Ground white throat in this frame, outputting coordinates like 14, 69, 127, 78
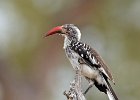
63, 36, 71, 49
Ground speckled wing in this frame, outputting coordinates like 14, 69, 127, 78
70, 41, 114, 83
89, 47, 114, 83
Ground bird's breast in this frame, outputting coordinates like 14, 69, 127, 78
81, 64, 99, 79
65, 47, 81, 69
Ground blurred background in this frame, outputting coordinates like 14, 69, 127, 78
0, 0, 140, 100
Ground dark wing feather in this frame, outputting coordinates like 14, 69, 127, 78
70, 41, 114, 83
89, 47, 114, 82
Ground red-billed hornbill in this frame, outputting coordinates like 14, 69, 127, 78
45, 24, 118, 100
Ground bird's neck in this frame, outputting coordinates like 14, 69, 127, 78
63, 36, 79, 49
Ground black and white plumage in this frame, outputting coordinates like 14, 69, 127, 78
45, 24, 118, 100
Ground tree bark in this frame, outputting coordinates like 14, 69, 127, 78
64, 70, 86, 100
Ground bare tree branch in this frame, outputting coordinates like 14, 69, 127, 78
64, 70, 86, 100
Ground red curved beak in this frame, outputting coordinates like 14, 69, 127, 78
44, 26, 62, 37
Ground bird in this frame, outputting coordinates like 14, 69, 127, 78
45, 24, 118, 100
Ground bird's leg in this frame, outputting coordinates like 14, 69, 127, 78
83, 80, 94, 95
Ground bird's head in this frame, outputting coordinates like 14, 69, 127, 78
45, 24, 81, 41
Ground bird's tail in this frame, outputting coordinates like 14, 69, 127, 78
106, 79, 118, 100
